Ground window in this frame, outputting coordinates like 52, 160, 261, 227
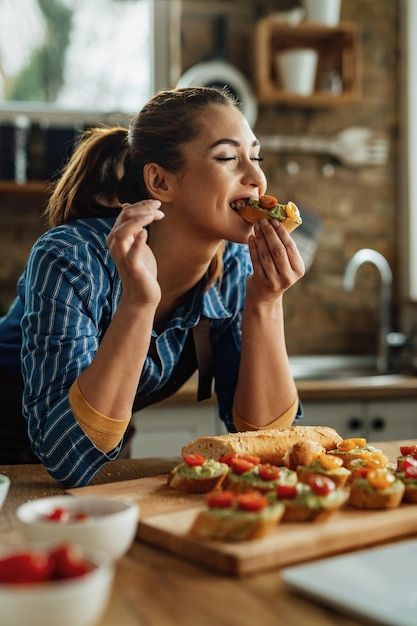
0, 0, 174, 124
401, 0, 417, 302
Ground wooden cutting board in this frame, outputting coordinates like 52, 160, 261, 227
68, 475, 417, 576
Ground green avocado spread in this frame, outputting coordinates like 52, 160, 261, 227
177, 459, 228, 479
228, 465, 297, 490
248, 198, 287, 221
207, 501, 284, 521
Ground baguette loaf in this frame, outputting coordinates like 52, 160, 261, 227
182, 426, 342, 466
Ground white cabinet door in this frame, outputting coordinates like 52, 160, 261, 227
131, 404, 220, 458
300, 401, 366, 439
366, 400, 417, 442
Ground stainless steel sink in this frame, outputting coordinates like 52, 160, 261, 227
289, 355, 401, 381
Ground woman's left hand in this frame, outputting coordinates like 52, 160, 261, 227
246, 219, 305, 303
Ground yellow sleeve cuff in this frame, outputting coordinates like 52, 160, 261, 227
69, 379, 131, 453
232, 397, 299, 432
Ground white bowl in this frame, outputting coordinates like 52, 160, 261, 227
0, 474, 10, 509
0, 545, 114, 626
16, 495, 139, 560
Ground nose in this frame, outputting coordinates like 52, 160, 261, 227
241, 158, 266, 191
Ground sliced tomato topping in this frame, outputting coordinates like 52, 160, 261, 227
218, 453, 237, 467
400, 445, 417, 458
259, 195, 278, 210
258, 464, 280, 481
0, 552, 53, 584
182, 453, 206, 467
404, 465, 417, 479
206, 491, 234, 509
276, 484, 297, 499
236, 492, 268, 512
308, 474, 336, 496
230, 457, 256, 474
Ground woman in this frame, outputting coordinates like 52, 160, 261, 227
0, 87, 304, 486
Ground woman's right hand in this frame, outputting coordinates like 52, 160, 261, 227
107, 200, 165, 308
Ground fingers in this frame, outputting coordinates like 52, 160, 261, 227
269, 220, 305, 276
108, 199, 164, 257
252, 219, 305, 288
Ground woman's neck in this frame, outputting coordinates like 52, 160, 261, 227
148, 220, 219, 323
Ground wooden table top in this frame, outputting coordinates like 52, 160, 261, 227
0, 441, 414, 626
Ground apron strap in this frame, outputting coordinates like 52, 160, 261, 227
192, 316, 214, 401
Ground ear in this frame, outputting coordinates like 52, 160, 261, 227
143, 163, 175, 202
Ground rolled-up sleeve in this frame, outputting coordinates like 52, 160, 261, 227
21, 237, 122, 487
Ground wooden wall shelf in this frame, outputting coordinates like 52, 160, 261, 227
252, 19, 362, 106
0, 181, 50, 194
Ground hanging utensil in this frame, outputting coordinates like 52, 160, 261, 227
259, 127, 389, 167
176, 15, 258, 127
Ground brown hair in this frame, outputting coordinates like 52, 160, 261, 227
47, 87, 239, 284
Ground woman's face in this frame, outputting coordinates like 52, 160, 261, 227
169, 103, 267, 244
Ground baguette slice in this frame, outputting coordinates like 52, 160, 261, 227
167, 471, 227, 494
349, 480, 405, 509
189, 503, 284, 542
182, 426, 342, 467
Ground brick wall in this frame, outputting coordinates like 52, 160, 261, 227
0, 0, 401, 355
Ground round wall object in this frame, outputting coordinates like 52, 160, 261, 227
176, 61, 258, 128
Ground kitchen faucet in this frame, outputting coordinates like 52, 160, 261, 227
343, 248, 392, 373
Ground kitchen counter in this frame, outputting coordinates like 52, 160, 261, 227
0, 440, 414, 626
164, 373, 417, 405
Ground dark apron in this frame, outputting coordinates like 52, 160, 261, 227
0, 319, 213, 464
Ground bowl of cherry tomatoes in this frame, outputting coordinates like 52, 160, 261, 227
16, 495, 139, 560
0, 542, 114, 626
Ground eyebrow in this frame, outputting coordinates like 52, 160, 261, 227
208, 138, 260, 150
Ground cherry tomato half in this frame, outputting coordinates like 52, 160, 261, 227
236, 492, 268, 512
182, 453, 206, 467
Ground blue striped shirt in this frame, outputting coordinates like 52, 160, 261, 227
0, 217, 253, 486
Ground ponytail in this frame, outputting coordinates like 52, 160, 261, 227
46, 126, 143, 227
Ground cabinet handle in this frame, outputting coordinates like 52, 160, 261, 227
348, 417, 364, 431
371, 416, 386, 431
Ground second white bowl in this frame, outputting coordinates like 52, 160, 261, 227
16, 495, 139, 560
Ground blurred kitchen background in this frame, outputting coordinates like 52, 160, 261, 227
0, 0, 416, 364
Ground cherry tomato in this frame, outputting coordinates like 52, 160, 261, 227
405, 465, 417, 480
276, 484, 297, 499
259, 195, 278, 210
308, 474, 336, 496
218, 453, 237, 467
367, 469, 395, 490
182, 453, 206, 467
0, 552, 53, 584
49, 544, 92, 580
206, 491, 234, 509
44, 507, 71, 523
338, 438, 367, 451
258, 464, 280, 481
230, 457, 256, 474
236, 492, 268, 512
400, 445, 417, 458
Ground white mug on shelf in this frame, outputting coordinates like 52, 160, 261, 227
275, 48, 318, 96
302, 0, 342, 26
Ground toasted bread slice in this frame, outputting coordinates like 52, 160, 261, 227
349, 481, 405, 509
167, 470, 227, 494
189, 505, 284, 541
297, 465, 351, 489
